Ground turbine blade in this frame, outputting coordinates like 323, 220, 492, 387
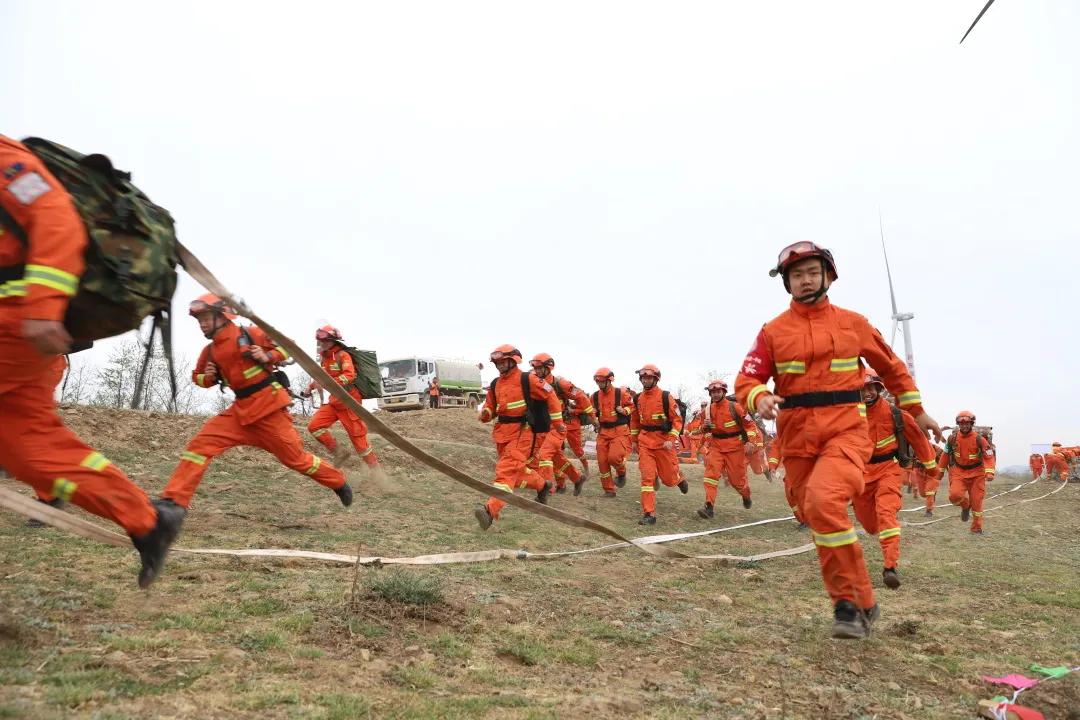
960, 0, 998, 45
880, 212, 899, 316
891, 319, 899, 348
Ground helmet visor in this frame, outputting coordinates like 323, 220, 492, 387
769, 241, 826, 277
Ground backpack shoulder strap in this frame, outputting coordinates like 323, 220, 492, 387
591, 390, 599, 410
890, 404, 903, 437
520, 370, 530, 401
661, 390, 670, 419
615, 388, 622, 406
0, 204, 27, 246
729, 399, 749, 441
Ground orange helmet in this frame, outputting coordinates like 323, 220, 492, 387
316, 325, 342, 341
189, 293, 237, 320
1052, 442, 1062, 447
863, 368, 884, 388
769, 241, 838, 290
955, 410, 976, 424
706, 379, 728, 393
489, 344, 522, 363
593, 367, 614, 382
530, 353, 555, 369
636, 364, 661, 380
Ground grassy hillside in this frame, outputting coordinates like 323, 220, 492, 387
1, 406, 1077, 719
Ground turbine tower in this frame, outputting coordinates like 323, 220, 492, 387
880, 214, 916, 379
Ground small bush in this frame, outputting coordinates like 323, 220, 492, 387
369, 572, 444, 606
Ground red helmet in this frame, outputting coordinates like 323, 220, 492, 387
316, 325, 342, 341
769, 241, 838, 290
530, 353, 555, 369
593, 367, 614, 382
490, 344, 522, 363
955, 410, 976, 424
189, 293, 237, 320
863, 368, 884, 388
636, 364, 661, 380
706, 379, 728, 393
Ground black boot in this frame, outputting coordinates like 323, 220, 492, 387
742, 496, 753, 509
131, 499, 185, 589
26, 497, 65, 528
831, 600, 869, 639
883, 567, 901, 589
677, 479, 689, 494
555, 485, 567, 494
638, 513, 657, 525
601, 491, 617, 498
334, 483, 354, 507
697, 503, 714, 519
960, 507, 971, 522
536, 482, 551, 505
473, 505, 493, 530
615, 473, 626, 489
573, 476, 586, 497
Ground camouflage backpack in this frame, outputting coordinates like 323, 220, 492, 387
0, 137, 179, 343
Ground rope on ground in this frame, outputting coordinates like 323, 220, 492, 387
902, 478, 1070, 527
898, 477, 1038, 514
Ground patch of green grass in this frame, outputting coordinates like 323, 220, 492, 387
347, 620, 387, 638
240, 597, 287, 617
103, 634, 177, 653
577, 618, 647, 646
1022, 589, 1080, 609
43, 667, 149, 706
497, 634, 550, 666
153, 613, 225, 633
234, 688, 301, 710
387, 663, 437, 689
369, 571, 444, 606
277, 609, 314, 633
295, 646, 326, 659
317, 692, 373, 720
237, 631, 285, 652
431, 632, 471, 659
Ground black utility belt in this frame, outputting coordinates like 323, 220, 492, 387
600, 419, 630, 429
0, 263, 25, 283
710, 430, 743, 439
234, 376, 274, 399
497, 415, 527, 424
781, 390, 862, 409
869, 450, 898, 464
639, 424, 670, 433
955, 460, 981, 470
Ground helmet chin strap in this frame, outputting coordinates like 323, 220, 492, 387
202, 314, 227, 339
789, 258, 830, 304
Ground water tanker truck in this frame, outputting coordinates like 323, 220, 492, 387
377, 357, 483, 411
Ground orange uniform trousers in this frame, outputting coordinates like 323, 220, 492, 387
638, 431, 682, 514
703, 446, 751, 505
487, 425, 546, 518
1029, 458, 1044, 479
164, 406, 346, 508
534, 425, 567, 485
917, 468, 940, 512
947, 467, 987, 532
0, 333, 156, 536
1044, 455, 1068, 482
596, 428, 630, 493
852, 461, 903, 569
784, 435, 875, 610
748, 446, 767, 475
308, 400, 379, 466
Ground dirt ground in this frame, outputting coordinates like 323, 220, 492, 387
1, 406, 1077, 719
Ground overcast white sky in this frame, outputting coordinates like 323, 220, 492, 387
3, 1, 1077, 466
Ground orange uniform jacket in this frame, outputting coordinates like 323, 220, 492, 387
0, 136, 84, 323
563, 383, 596, 427
192, 324, 292, 425
314, 347, 365, 406
702, 400, 757, 453
735, 298, 925, 460
593, 386, 634, 435
630, 388, 683, 443
479, 367, 562, 440
551, 376, 589, 423
429, 379, 439, 397
864, 401, 938, 481
942, 432, 995, 478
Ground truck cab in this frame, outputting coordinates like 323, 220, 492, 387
377, 356, 482, 411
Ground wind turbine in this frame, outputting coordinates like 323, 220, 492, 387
880, 214, 916, 378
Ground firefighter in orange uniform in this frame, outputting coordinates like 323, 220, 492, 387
630, 364, 687, 525
526, 353, 574, 494
303, 325, 381, 470
856, 371, 939, 589
428, 377, 440, 409
735, 242, 942, 638
474, 345, 563, 529
591, 368, 634, 497
943, 411, 995, 533
546, 362, 598, 494
696, 380, 757, 519
1044, 444, 1070, 482
920, 444, 947, 517
685, 402, 708, 463
163, 296, 353, 510
0, 135, 184, 587
1028, 452, 1044, 480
